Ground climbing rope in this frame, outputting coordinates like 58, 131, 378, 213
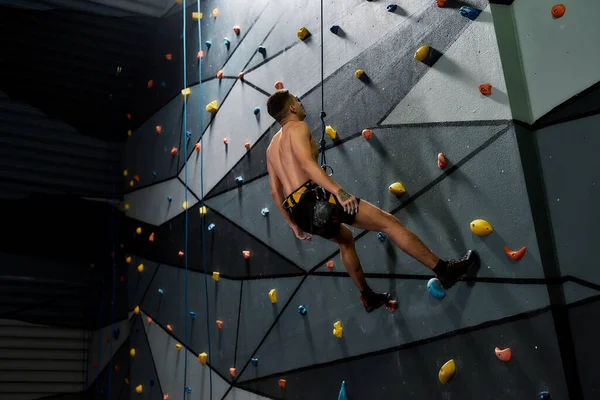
318, 0, 332, 177
182, 0, 190, 398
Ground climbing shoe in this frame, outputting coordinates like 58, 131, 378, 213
437, 250, 480, 289
360, 290, 398, 313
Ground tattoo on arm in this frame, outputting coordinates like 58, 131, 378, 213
337, 189, 352, 201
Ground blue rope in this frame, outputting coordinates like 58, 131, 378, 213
318, 0, 327, 170
196, 0, 214, 398
108, 148, 117, 399
182, 0, 190, 398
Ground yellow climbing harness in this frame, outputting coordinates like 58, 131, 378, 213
283, 181, 337, 210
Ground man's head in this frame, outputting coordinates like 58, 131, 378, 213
267, 90, 306, 123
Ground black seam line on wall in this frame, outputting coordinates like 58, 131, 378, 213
136, 313, 166, 399
229, 275, 308, 390
237, 304, 552, 386
308, 124, 511, 274
218, 1, 271, 73
141, 309, 232, 385
138, 263, 162, 306
488, 0, 515, 5
241, 79, 271, 97
239, 18, 284, 75
568, 275, 600, 291
516, 125, 584, 398
124, 175, 174, 195
202, 206, 308, 275
232, 280, 244, 367
378, 120, 512, 129
517, 107, 600, 131
176, 176, 201, 202
222, 385, 280, 400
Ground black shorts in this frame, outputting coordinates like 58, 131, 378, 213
284, 180, 361, 239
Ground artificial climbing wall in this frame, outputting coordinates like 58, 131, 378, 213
120, 0, 599, 399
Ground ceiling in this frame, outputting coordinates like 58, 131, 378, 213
0, 0, 177, 17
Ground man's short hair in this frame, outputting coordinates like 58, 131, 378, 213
267, 89, 292, 121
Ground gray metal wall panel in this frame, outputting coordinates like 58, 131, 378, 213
569, 299, 600, 399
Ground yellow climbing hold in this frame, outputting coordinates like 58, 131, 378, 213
126, 256, 132, 264
129, 180, 134, 187
124, 203, 130, 211
268, 289, 277, 304
192, 12, 202, 21
198, 352, 208, 364
135, 384, 143, 394
297, 26, 309, 40
136, 227, 142, 235
127, 130, 132, 137
134, 306, 140, 315
176, 343, 182, 351
137, 263, 144, 272
333, 321, 343, 338
414, 45, 431, 61
388, 182, 406, 196
354, 69, 365, 79
206, 100, 218, 113
130, 348, 136, 357
182, 201, 188, 210
181, 87, 191, 100
325, 125, 337, 140
438, 359, 456, 384
123, 169, 128, 177
199, 206, 207, 215
212, 272, 220, 281
470, 219, 493, 236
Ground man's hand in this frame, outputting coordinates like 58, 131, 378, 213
291, 223, 312, 241
335, 188, 359, 215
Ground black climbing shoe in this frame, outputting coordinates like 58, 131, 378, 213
360, 291, 398, 313
437, 250, 480, 289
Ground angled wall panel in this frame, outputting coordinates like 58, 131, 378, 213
127, 256, 160, 309
129, 315, 163, 400
87, 318, 132, 388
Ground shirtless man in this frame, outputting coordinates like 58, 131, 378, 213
265, 90, 479, 312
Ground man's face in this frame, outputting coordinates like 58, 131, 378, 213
289, 94, 306, 120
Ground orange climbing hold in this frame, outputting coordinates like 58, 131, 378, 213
275, 81, 284, 90
242, 250, 251, 259
437, 152, 448, 169
167, 324, 173, 332
147, 80, 154, 89
223, 138, 229, 145
195, 143, 201, 152
551, 4, 565, 18
238, 72, 245, 80
216, 70, 224, 79
134, 175, 140, 182
233, 25, 241, 35
156, 126, 163, 135
171, 147, 178, 156
163, 395, 169, 400
178, 250, 184, 258
245, 142, 251, 150
216, 320, 223, 329
197, 50, 204, 59
212, 8, 219, 17
495, 347, 512, 362
165, 54, 172, 60
479, 83, 492, 96
148, 232, 155, 242
361, 129, 373, 140
436, 0, 447, 6
504, 246, 526, 261
230, 367, 237, 377
146, 316, 153, 324
278, 379, 287, 388
126, 113, 132, 120
327, 260, 335, 269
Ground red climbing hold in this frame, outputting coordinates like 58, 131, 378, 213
245, 142, 251, 150
156, 125, 162, 134
437, 152, 448, 169
504, 246, 526, 261
120, 275, 125, 282
115, 364, 120, 372
436, 0, 447, 7
126, 113, 132, 120
178, 251, 184, 258
165, 54, 173, 60
327, 260, 335, 269
223, 138, 229, 145
149, 232, 155, 242
233, 25, 241, 35
106, 337, 110, 344
93, 361, 98, 368
171, 147, 178, 156
242, 250, 251, 259
216, 70, 224, 80
362, 129, 373, 140
551, 4, 565, 18
134, 175, 140, 182
216, 320, 223, 329
278, 379, 287, 388
238, 72, 245, 80
479, 83, 492, 96
167, 324, 173, 332
195, 143, 201, 152
147, 80, 154, 89
495, 347, 512, 362
274, 81, 284, 90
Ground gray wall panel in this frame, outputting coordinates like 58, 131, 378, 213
129, 316, 163, 400
240, 310, 568, 399
141, 265, 241, 380
569, 299, 600, 399
127, 256, 160, 310
537, 114, 600, 284
563, 281, 600, 305
239, 275, 549, 380
142, 311, 230, 399
87, 318, 132, 388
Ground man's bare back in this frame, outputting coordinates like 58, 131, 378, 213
266, 120, 320, 198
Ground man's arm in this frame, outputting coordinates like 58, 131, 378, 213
291, 122, 343, 194
267, 158, 296, 227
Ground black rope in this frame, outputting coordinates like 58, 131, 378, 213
319, 0, 328, 171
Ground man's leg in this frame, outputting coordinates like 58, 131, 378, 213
328, 224, 369, 291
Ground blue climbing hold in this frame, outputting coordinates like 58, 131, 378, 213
185, 387, 192, 393
253, 107, 260, 115
261, 207, 269, 216
330, 25, 340, 34
208, 223, 216, 231
377, 232, 387, 242
250, 357, 259, 366
112, 328, 121, 340
167, 196, 173, 201
135, 326, 140, 332
158, 288, 163, 295
459, 6, 481, 21
205, 41, 212, 48
338, 381, 348, 400
160, 81, 166, 88
387, 4, 398, 12
185, 130, 192, 139
297, 305, 307, 315
152, 171, 157, 177
189, 311, 196, 320
235, 176, 243, 185
257, 46, 266, 55
538, 391, 551, 400
427, 278, 446, 299
224, 38, 230, 47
